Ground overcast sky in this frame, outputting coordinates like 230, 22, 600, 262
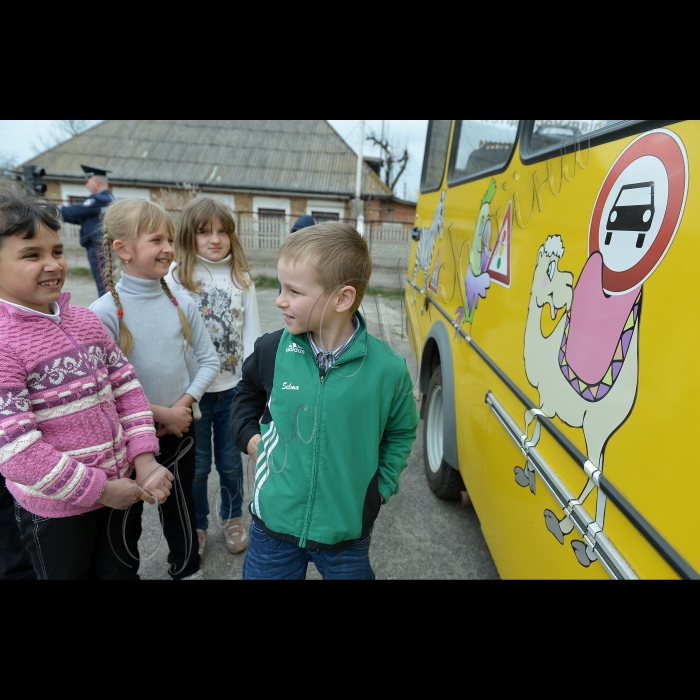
0, 119, 429, 202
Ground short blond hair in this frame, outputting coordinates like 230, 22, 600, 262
279, 222, 372, 314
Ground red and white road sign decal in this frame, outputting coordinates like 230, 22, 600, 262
486, 200, 513, 288
589, 129, 688, 295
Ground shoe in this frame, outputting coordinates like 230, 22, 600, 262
222, 517, 248, 554
197, 529, 207, 564
181, 570, 204, 580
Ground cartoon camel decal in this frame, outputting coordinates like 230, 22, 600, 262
518, 129, 687, 568
412, 190, 445, 292
520, 236, 641, 566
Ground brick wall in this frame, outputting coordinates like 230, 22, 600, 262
45, 180, 62, 202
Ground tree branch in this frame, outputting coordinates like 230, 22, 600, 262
390, 150, 409, 191
366, 132, 410, 193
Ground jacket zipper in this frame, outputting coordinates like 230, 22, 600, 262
60, 322, 121, 479
294, 334, 367, 547
298, 362, 327, 548
12, 305, 122, 479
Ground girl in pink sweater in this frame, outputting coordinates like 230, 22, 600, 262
0, 183, 173, 580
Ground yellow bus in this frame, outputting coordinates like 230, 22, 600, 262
406, 120, 699, 579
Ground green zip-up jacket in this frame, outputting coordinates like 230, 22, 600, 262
231, 314, 419, 549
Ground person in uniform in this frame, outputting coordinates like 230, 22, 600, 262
59, 164, 115, 297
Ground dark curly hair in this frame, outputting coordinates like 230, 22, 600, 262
0, 181, 61, 247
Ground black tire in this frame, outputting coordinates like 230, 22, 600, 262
423, 365, 464, 500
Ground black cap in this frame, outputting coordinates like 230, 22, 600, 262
291, 215, 316, 232
81, 164, 111, 179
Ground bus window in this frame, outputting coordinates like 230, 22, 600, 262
523, 120, 631, 156
448, 120, 519, 185
420, 120, 452, 193
521, 120, 682, 165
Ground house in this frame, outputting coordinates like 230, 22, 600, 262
20, 120, 416, 226
18, 120, 417, 288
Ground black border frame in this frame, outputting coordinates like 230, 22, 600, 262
447, 120, 523, 188
520, 119, 682, 165
419, 120, 453, 195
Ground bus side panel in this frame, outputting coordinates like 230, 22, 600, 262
409, 121, 700, 578
599, 122, 700, 577
438, 173, 608, 578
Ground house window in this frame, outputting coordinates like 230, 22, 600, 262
258, 208, 286, 234
69, 196, 86, 205
312, 211, 339, 223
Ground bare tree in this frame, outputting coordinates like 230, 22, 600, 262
0, 152, 17, 180
34, 120, 102, 153
57, 120, 99, 138
366, 131, 409, 193
153, 183, 201, 228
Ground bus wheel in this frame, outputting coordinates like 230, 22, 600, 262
424, 365, 464, 500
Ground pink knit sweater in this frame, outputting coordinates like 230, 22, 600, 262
0, 292, 159, 518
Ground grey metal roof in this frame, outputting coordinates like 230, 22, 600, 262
19, 120, 393, 199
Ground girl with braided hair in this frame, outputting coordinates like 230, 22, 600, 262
90, 199, 218, 580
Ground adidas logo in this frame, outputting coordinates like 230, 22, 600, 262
286, 342, 305, 355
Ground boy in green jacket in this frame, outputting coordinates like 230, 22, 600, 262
231, 222, 419, 579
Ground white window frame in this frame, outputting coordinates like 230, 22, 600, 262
112, 186, 151, 201
305, 200, 346, 220
253, 196, 291, 218
60, 183, 90, 205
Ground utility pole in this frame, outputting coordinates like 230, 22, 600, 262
353, 119, 365, 236
380, 120, 385, 184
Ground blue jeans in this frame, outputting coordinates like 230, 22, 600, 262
192, 388, 243, 531
85, 238, 107, 297
242, 521, 375, 580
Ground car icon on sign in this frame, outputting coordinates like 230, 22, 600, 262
605, 181, 655, 249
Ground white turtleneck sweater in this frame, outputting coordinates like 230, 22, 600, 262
89, 272, 219, 408
166, 255, 261, 393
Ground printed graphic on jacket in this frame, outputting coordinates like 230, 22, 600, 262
198, 287, 242, 374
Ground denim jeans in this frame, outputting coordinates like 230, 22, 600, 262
242, 521, 375, 580
192, 388, 243, 531
85, 238, 107, 297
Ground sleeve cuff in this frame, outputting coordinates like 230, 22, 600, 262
378, 483, 393, 505
127, 434, 160, 462
238, 427, 260, 455
185, 385, 204, 403
82, 468, 108, 508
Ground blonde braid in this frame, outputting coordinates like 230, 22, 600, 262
160, 278, 191, 348
102, 238, 134, 356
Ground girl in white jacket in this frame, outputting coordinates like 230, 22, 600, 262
167, 198, 260, 561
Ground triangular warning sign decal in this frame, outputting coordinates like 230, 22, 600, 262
428, 247, 440, 294
486, 200, 512, 288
